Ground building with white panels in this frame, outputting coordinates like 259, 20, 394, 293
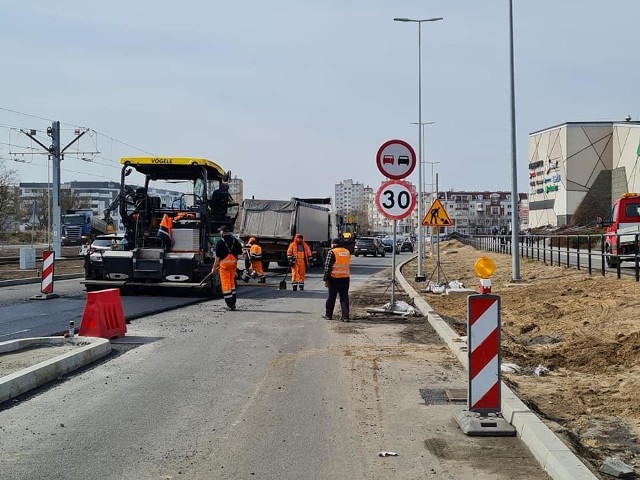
528, 120, 640, 228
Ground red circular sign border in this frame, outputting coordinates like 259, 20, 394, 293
375, 139, 417, 180
375, 179, 417, 221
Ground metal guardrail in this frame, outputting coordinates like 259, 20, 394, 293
456, 234, 640, 281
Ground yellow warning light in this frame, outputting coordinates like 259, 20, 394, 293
474, 256, 496, 279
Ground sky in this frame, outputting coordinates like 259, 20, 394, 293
0, 0, 638, 200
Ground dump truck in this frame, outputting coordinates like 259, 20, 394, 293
82, 157, 238, 294
61, 207, 117, 246
238, 198, 334, 269
61, 210, 94, 245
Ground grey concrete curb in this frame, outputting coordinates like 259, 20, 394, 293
395, 254, 598, 480
0, 336, 112, 404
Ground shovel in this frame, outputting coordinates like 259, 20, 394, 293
279, 267, 290, 290
199, 271, 214, 287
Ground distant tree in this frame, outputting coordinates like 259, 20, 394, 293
0, 164, 19, 231
28, 187, 92, 229
61, 188, 91, 212
350, 209, 371, 234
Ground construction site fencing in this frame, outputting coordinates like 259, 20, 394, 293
456, 233, 640, 282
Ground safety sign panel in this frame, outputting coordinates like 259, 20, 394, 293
422, 198, 452, 226
375, 180, 416, 221
376, 139, 416, 180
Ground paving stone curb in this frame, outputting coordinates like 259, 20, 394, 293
0, 336, 112, 404
395, 254, 598, 480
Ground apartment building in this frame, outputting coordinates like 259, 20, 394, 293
424, 190, 527, 235
19, 181, 184, 232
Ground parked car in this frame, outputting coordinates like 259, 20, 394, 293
354, 237, 385, 257
399, 240, 414, 253
381, 238, 400, 254
89, 234, 126, 253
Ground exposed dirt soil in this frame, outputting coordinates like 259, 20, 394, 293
389, 240, 640, 474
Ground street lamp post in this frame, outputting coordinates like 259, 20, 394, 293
411, 121, 436, 258
424, 160, 440, 253
508, 0, 520, 280
394, 16, 443, 282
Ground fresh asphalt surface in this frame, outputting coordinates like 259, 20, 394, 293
0, 260, 390, 341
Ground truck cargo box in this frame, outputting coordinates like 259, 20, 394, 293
239, 199, 329, 242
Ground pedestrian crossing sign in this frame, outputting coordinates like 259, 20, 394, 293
422, 199, 452, 226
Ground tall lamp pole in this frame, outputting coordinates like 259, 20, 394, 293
410, 121, 436, 258
508, 0, 520, 280
394, 16, 443, 282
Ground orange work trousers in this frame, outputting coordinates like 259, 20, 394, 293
219, 254, 238, 305
251, 260, 264, 277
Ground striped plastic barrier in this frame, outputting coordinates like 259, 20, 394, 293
467, 294, 501, 413
41, 250, 55, 294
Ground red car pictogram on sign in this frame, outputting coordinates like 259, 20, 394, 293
382, 155, 394, 165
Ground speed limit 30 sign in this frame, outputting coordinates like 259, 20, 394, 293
375, 180, 416, 220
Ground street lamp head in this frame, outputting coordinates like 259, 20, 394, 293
393, 17, 444, 23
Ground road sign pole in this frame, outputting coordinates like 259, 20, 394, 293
436, 173, 440, 284
392, 220, 397, 306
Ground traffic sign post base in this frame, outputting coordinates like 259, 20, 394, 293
456, 411, 516, 437
30, 292, 60, 301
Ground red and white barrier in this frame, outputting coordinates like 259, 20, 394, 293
41, 250, 55, 294
467, 294, 501, 413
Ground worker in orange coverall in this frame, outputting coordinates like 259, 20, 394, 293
247, 237, 266, 283
212, 225, 244, 310
286, 234, 313, 291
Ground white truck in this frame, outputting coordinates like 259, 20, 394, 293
238, 198, 335, 269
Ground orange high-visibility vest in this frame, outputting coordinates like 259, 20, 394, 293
249, 243, 262, 260
158, 214, 172, 245
330, 247, 350, 278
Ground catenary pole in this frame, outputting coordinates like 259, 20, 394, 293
51, 121, 62, 258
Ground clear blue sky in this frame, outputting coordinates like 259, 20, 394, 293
0, 0, 637, 199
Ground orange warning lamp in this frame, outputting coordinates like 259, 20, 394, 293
473, 256, 495, 293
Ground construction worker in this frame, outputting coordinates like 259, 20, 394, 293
212, 225, 244, 311
247, 237, 266, 283
322, 237, 351, 322
158, 213, 173, 251
286, 234, 313, 291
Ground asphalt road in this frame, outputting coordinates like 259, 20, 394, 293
0, 255, 550, 480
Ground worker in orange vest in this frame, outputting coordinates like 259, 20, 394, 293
212, 225, 244, 310
158, 214, 173, 251
247, 237, 266, 283
322, 237, 351, 321
286, 234, 313, 291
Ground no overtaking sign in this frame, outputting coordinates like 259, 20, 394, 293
376, 139, 416, 180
